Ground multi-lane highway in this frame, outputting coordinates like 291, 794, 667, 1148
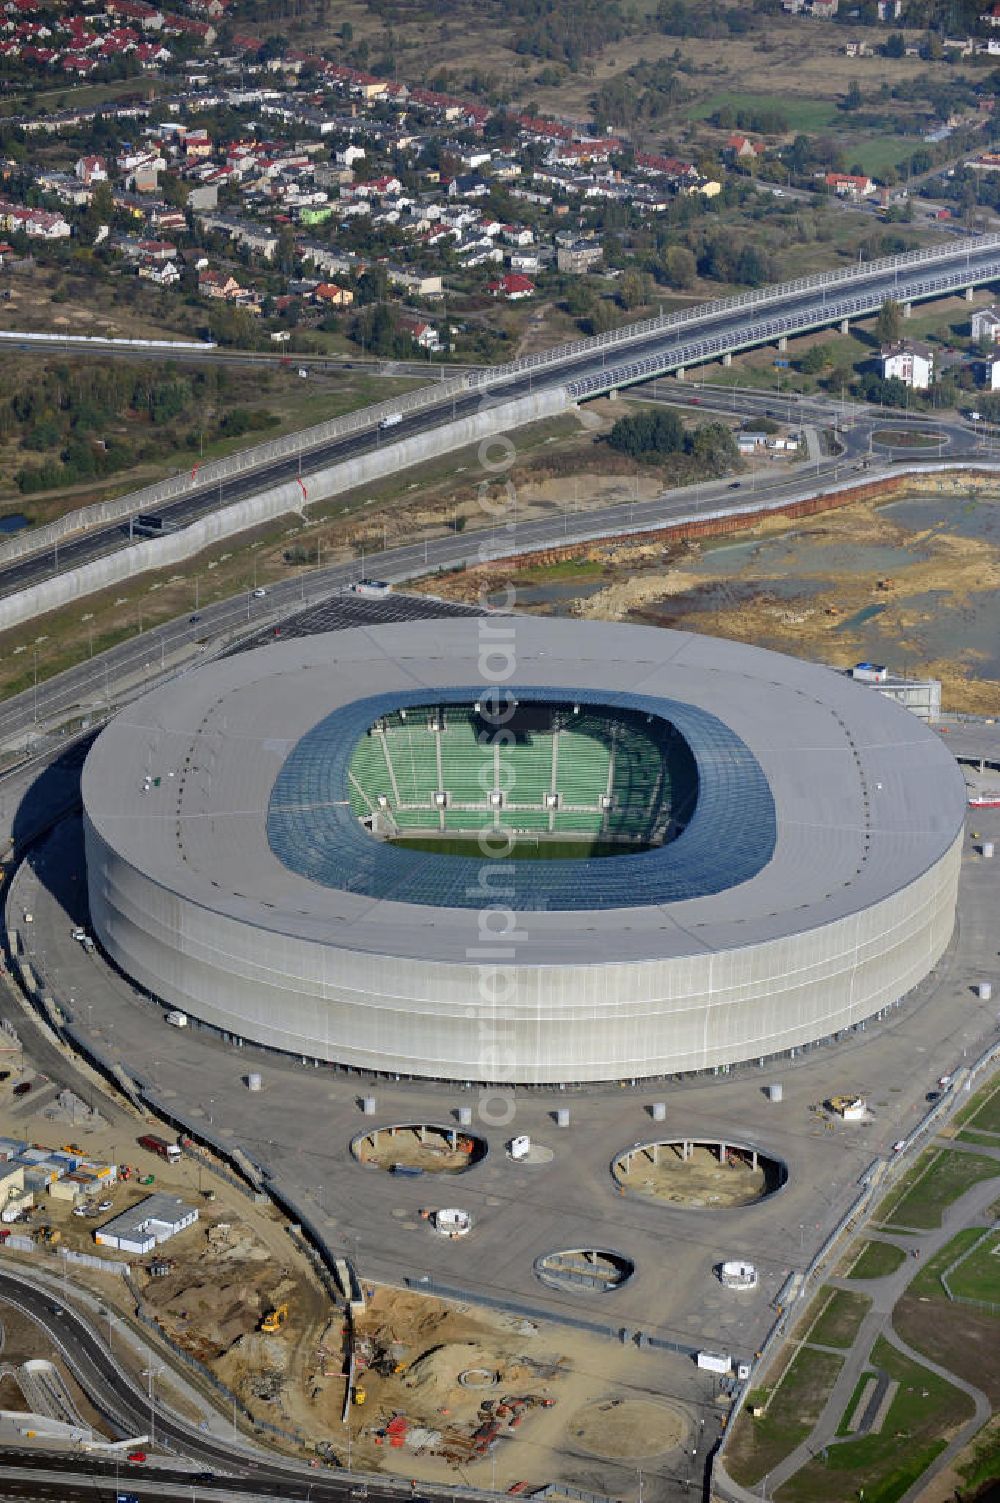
0, 380, 984, 759
3, 234, 1000, 607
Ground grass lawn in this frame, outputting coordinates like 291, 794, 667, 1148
726, 1346, 844, 1488
908, 1228, 983, 1299
871, 428, 942, 448
775, 1337, 974, 1503
847, 1241, 907, 1280
688, 91, 839, 132
948, 1230, 1000, 1304
958, 1128, 1000, 1148
808, 1288, 872, 1349
507, 556, 606, 584
877, 1148, 1000, 1231
849, 134, 926, 177
954, 1074, 1000, 1136
836, 1370, 876, 1438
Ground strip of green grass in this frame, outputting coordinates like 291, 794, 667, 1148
776, 1336, 973, 1503
954, 1074, 1000, 1135
808, 1287, 872, 1349
836, 1370, 877, 1438
510, 556, 606, 584
847, 1241, 906, 1280
877, 1148, 1000, 1231
948, 1230, 1000, 1304
726, 1346, 844, 1488
908, 1228, 984, 1299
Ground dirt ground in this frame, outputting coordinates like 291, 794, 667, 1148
569, 1398, 687, 1462
617, 1143, 772, 1210
341, 1285, 692, 1490
411, 474, 1000, 717
916, 1412, 1000, 1503
892, 1295, 1000, 1406
354, 1125, 482, 1175
0, 1097, 338, 1445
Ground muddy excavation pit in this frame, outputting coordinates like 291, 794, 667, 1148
352, 1124, 488, 1175
613, 1138, 786, 1209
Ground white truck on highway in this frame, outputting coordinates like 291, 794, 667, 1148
379, 412, 403, 430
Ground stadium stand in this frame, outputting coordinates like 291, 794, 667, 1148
346, 700, 696, 851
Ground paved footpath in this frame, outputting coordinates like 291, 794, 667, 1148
714, 1157, 999, 1503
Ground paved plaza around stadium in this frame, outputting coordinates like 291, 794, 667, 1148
8, 791, 999, 1371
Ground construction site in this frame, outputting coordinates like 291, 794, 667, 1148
0, 1107, 700, 1492
333, 1285, 693, 1487
613, 1140, 785, 1210
352, 1125, 487, 1176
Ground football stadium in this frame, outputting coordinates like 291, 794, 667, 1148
81, 617, 967, 1084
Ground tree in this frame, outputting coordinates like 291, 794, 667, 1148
826, 363, 856, 396
799, 344, 828, 375
843, 79, 863, 113
617, 269, 650, 310
884, 31, 905, 58
277, 225, 297, 277
662, 244, 696, 289
877, 297, 903, 347
608, 407, 684, 459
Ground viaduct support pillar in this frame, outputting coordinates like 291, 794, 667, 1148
839, 318, 849, 335
722, 352, 732, 367
903, 302, 912, 318
966, 286, 975, 302
777, 336, 787, 352
676, 366, 685, 380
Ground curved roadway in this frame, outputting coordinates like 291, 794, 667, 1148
0, 385, 981, 759
0, 1264, 454, 1502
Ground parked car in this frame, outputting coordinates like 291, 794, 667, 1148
97, 1199, 113, 1212
12, 1081, 31, 1096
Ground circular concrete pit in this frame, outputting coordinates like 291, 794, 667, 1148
534, 1248, 634, 1294
351, 1123, 488, 1175
612, 1138, 786, 1209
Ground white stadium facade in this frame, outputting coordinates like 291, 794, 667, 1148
81, 618, 966, 1084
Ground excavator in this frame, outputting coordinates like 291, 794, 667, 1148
259, 1302, 289, 1334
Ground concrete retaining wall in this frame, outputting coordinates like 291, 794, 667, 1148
0, 388, 568, 632
0, 370, 472, 570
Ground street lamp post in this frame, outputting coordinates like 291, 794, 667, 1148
141, 1360, 164, 1449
